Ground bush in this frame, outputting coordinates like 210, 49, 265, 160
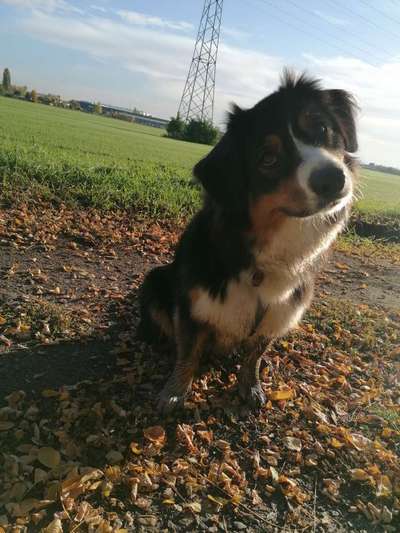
184, 119, 218, 145
166, 114, 185, 139
166, 116, 218, 145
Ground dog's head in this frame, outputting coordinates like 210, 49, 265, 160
194, 71, 358, 226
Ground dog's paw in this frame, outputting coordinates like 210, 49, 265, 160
239, 382, 266, 409
157, 389, 185, 415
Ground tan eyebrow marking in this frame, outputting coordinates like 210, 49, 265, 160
264, 134, 282, 154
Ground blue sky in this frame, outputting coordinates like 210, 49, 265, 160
1, 0, 400, 166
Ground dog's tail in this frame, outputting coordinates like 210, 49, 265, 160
137, 264, 175, 343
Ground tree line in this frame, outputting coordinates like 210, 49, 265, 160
2, 67, 220, 144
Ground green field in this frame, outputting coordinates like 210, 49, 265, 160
0, 96, 399, 219
357, 168, 400, 216
0, 96, 208, 217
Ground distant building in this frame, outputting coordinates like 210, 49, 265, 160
76, 100, 168, 129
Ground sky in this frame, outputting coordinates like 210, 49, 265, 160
1, 0, 400, 166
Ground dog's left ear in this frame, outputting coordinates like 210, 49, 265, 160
193, 105, 249, 212
326, 89, 358, 153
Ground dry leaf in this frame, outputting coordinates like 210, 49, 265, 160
38, 447, 61, 469
184, 501, 201, 513
350, 468, 370, 481
143, 425, 166, 447
269, 389, 294, 401
284, 436, 302, 451
41, 517, 63, 533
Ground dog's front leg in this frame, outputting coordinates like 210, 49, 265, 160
157, 313, 208, 414
238, 337, 271, 408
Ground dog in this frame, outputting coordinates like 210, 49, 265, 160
139, 71, 358, 413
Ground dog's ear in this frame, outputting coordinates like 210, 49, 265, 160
193, 105, 248, 211
326, 89, 358, 153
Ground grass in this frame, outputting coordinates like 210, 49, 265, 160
357, 168, 400, 217
0, 96, 208, 218
1, 96, 399, 220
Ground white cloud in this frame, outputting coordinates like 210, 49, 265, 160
10, 7, 400, 166
116, 9, 193, 32
0, 0, 82, 13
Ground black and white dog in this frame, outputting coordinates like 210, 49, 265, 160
139, 71, 358, 413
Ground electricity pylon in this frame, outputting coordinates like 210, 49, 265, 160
178, 0, 223, 123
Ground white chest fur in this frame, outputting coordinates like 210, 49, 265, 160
191, 216, 343, 344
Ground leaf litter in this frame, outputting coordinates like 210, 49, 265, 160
0, 201, 399, 532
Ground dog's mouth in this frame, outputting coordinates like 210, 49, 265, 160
281, 195, 351, 219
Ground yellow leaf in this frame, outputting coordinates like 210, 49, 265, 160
101, 480, 113, 498
335, 262, 350, 270
162, 499, 175, 505
330, 437, 344, 448
207, 495, 229, 507
41, 389, 59, 398
316, 424, 331, 434
269, 389, 294, 401
184, 501, 201, 513
0, 315, 6, 325
130, 442, 142, 455
37, 447, 61, 469
376, 475, 392, 498
350, 468, 370, 481
382, 427, 393, 438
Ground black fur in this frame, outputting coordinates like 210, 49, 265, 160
138, 71, 358, 412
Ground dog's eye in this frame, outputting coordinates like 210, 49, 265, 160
312, 123, 328, 146
262, 154, 278, 167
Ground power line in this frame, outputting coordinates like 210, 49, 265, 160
325, 0, 400, 43
359, 0, 400, 29
285, 0, 394, 60
253, 0, 380, 66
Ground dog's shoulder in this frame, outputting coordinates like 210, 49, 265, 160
173, 203, 252, 298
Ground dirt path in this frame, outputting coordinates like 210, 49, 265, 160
0, 216, 399, 397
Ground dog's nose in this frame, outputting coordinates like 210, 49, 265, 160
309, 165, 346, 199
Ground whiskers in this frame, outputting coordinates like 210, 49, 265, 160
353, 182, 364, 203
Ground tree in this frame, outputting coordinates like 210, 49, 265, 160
13, 85, 27, 97
2, 68, 11, 93
166, 114, 185, 139
30, 89, 38, 103
183, 118, 218, 145
94, 102, 102, 114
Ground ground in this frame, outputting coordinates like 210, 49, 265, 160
0, 201, 399, 532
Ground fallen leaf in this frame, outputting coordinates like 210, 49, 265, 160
284, 436, 302, 451
143, 425, 166, 447
269, 389, 294, 401
184, 501, 201, 513
0, 421, 14, 431
350, 468, 370, 481
41, 518, 63, 533
335, 262, 350, 270
105, 450, 124, 464
37, 447, 61, 469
